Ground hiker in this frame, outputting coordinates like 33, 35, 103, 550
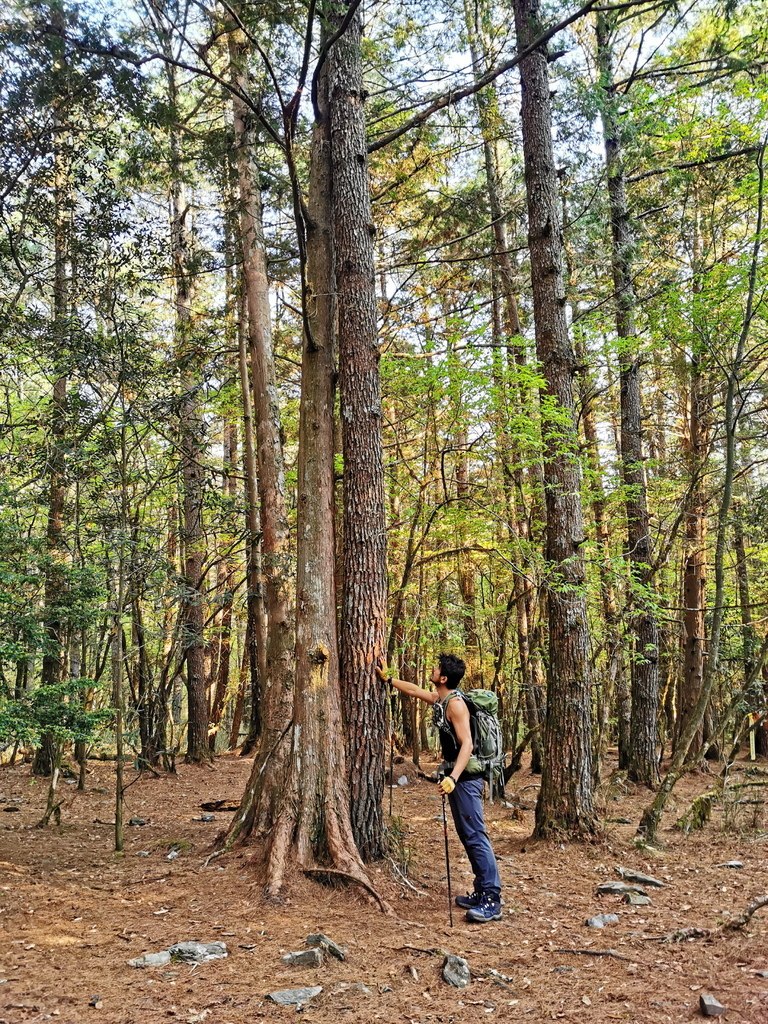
376, 653, 503, 923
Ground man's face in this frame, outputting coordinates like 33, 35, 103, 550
431, 665, 444, 686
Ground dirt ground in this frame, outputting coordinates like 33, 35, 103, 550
0, 751, 767, 1024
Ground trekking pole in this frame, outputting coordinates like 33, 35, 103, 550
442, 778, 454, 933
388, 684, 395, 816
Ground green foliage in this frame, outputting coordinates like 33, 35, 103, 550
0, 678, 108, 746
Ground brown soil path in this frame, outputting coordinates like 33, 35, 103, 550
0, 753, 767, 1023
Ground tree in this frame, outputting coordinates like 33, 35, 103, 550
330, 1, 389, 861
513, 0, 597, 837
595, 10, 660, 787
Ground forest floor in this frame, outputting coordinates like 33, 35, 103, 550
1, 750, 767, 1024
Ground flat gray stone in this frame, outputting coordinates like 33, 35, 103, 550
281, 949, 323, 967
200, 813, 215, 822
397, 775, 409, 786
699, 992, 725, 1016
268, 986, 322, 1006
623, 892, 651, 906
168, 941, 227, 963
716, 860, 743, 869
128, 817, 146, 826
128, 951, 172, 968
597, 881, 648, 897
586, 914, 619, 928
443, 953, 470, 988
616, 867, 666, 887
306, 933, 345, 961
755, 970, 768, 978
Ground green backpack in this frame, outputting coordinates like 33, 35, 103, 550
437, 688, 506, 798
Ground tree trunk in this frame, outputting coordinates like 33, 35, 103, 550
34, 81, 69, 778
574, 333, 623, 781
170, 125, 209, 764
514, 0, 596, 837
596, 13, 659, 787
208, 417, 237, 752
678, 345, 709, 757
329, 7, 388, 861
230, 36, 295, 756
224, 33, 378, 902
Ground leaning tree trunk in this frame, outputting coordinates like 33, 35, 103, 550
596, 13, 659, 787
514, 0, 596, 837
329, 6, 388, 862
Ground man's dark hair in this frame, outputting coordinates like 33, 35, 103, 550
438, 653, 466, 689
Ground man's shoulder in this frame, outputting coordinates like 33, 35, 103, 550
444, 690, 470, 717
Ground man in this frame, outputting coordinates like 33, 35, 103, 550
376, 653, 502, 923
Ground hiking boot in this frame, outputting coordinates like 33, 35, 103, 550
465, 893, 502, 923
455, 891, 483, 910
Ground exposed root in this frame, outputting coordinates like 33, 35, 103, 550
724, 893, 768, 930
660, 926, 713, 942
655, 894, 768, 942
303, 866, 392, 913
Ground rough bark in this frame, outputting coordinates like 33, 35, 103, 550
514, 0, 596, 837
329, 7, 388, 861
223, 36, 379, 903
596, 13, 659, 787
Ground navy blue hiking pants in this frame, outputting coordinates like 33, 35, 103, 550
447, 776, 501, 900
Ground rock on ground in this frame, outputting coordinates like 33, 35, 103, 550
268, 986, 322, 1006
168, 941, 228, 963
699, 992, 725, 1016
306, 933, 345, 961
586, 914, 619, 928
281, 949, 323, 967
127, 951, 171, 968
442, 954, 470, 988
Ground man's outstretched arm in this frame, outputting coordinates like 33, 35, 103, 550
375, 662, 438, 705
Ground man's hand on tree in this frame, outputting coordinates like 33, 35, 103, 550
375, 660, 391, 683
438, 776, 456, 795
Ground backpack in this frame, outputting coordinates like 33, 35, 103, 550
435, 689, 506, 799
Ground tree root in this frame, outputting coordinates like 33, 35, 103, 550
655, 894, 768, 942
553, 948, 633, 961
724, 893, 768, 930
303, 867, 392, 913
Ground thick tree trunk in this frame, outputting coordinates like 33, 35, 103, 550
596, 14, 659, 787
329, 8, 388, 861
224, 38, 378, 902
514, 0, 596, 837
